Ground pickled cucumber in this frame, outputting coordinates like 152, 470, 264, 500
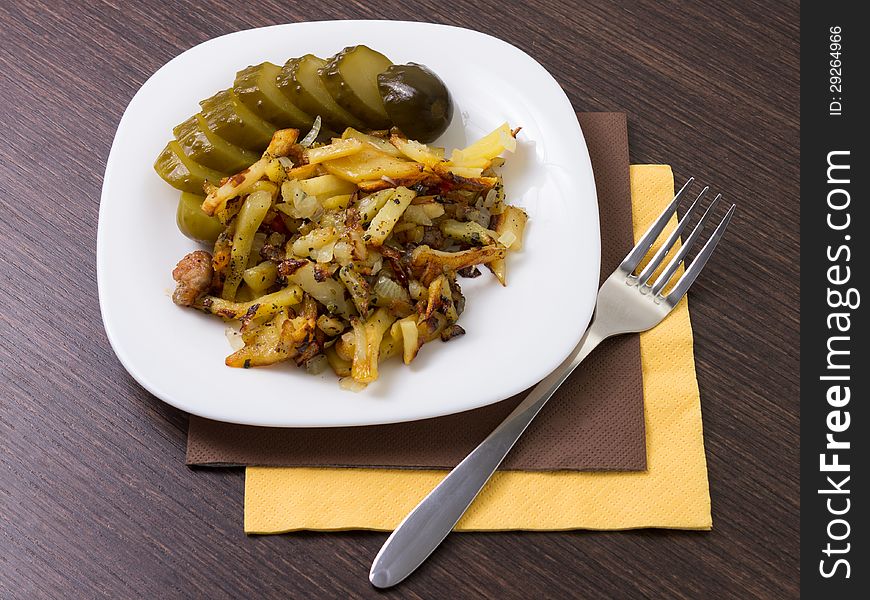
177, 192, 225, 243
199, 89, 277, 151
233, 62, 315, 129
154, 140, 227, 194
378, 63, 453, 143
320, 46, 392, 129
276, 55, 366, 131
174, 115, 259, 173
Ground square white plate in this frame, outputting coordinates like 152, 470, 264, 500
97, 20, 600, 427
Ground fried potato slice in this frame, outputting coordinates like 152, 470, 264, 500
225, 309, 292, 368
410, 244, 507, 272
449, 122, 517, 166
200, 283, 302, 319
389, 134, 445, 168
342, 127, 403, 157
201, 157, 269, 216
432, 162, 498, 191
265, 128, 300, 157
322, 146, 425, 184
304, 138, 365, 165
350, 308, 396, 383
487, 205, 529, 285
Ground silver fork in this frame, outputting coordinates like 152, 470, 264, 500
369, 178, 735, 588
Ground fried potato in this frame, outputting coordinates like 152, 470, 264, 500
325, 344, 352, 377
365, 186, 415, 246
439, 219, 498, 245
487, 205, 528, 285
225, 309, 292, 368
449, 122, 516, 166
350, 308, 396, 383
287, 261, 353, 318
342, 127, 403, 157
410, 244, 506, 272
198, 284, 302, 320
287, 163, 321, 180
390, 134, 445, 168
322, 146, 425, 183
222, 190, 273, 300
298, 174, 357, 199
432, 162, 498, 191
304, 137, 365, 165
492, 205, 528, 251
202, 157, 269, 216
265, 128, 300, 157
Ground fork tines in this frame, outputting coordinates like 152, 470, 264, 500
621, 177, 735, 306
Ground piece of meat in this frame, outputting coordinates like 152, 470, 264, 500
172, 250, 213, 306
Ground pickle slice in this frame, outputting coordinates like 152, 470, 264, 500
176, 192, 224, 244
234, 62, 315, 129
200, 89, 277, 151
320, 46, 392, 129
154, 140, 227, 194
174, 115, 258, 173
275, 55, 366, 131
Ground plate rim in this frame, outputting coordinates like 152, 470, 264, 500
97, 19, 600, 427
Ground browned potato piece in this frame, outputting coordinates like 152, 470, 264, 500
225, 310, 292, 368
410, 244, 506, 271
265, 128, 300, 157
322, 146, 425, 183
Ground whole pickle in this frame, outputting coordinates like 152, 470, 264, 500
377, 63, 453, 143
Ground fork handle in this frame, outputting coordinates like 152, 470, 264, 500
369, 324, 606, 588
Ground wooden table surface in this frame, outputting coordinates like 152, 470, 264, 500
0, 1, 799, 597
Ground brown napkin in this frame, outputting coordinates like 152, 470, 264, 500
186, 112, 645, 471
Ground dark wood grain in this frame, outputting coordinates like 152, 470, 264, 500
0, 0, 799, 598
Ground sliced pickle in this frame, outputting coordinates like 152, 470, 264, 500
233, 62, 315, 129
320, 46, 392, 128
378, 63, 453, 143
154, 140, 227, 193
275, 55, 366, 131
199, 89, 277, 151
176, 192, 225, 243
174, 115, 259, 173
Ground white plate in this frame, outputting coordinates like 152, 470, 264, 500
97, 20, 600, 427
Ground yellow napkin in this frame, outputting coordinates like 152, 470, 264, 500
245, 165, 712, 533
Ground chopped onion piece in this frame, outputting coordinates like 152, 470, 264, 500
299, 115, 322, 148
339, 377, 367, 392
333, 240, 353, 265
482, 188, 498, 209
402, 205, 433, 226
294, 191, 321, 220
422, 203, 445, 219
224, 326, 244, 351
309, 240, 336, 263
371, 256, 383, 275
304, 353, 329, 375
408, 280, 425, 301
373, 274, 410, 304
498, 230, 518, 249
467, 207, 491, 228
